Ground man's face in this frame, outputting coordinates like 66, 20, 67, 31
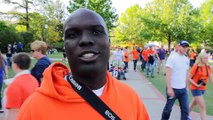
31, 49, 39, 60
179, 46, 189, 55
64, 10, 110, 75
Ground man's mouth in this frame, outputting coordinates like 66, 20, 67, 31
79, 51, 100, 62
82, 53, 95, 58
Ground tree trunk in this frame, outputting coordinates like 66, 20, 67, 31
167, 34, 171, 52
25, 1, 29, 31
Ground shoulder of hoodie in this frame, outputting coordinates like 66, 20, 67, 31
18, 77, 142, 112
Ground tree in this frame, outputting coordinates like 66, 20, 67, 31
112, 5, 145, 46
2, 0, 66, 42
3, 0, 34, 31
142, 0, 199, 50
27, 12, 46, 41
26, 12, 62, 42
198, 0, 213, 48
67, 0, 118, 31
0, 21, 23, 52
115, 0, 201, 50
19, 31, 34, 51
33, 0, 67, 42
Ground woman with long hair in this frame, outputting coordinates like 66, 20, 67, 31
189, 52, 213, 120
0, 51, 8, 112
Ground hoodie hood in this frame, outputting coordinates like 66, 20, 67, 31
37, 62, 85, 102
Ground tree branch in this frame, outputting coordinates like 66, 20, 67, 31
10, 1, 26, 8
7, 11, 26, 19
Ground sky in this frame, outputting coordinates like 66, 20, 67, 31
111, 0, 205, 14
0, 0, 205, 15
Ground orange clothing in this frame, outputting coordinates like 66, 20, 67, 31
17, 62, 150, 120
190, 65, 212, 90
6, 73, 38, 109
132, 49, 139, 60
143, 49, 154, 62
124, 50, 130, 62
189, 52, 196, 60
142, 49, 147, 61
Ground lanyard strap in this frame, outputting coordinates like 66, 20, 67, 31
66, 74, 121, 120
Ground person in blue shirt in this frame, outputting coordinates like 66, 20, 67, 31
30, 40, 52, 86
0, 51, 8, 112
156, 45, 166, 75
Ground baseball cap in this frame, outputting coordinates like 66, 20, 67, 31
179, 40, 190, 47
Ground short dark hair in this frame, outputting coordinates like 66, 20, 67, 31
13, 52, 31, 69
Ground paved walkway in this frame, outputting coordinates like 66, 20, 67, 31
121, 60, 213, 120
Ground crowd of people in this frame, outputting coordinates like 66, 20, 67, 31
5, 42, 23, 69
110, 40, 212, 120
0, 40, 52, 119
111, 43, 167, 79
0, 8, 212, 120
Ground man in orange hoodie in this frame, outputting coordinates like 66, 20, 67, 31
17, 8, 150, 120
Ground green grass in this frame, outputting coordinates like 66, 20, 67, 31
46, 52, 63, 58
138, 65, 213, 116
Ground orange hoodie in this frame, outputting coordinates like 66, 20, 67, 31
17, 62, 149, 120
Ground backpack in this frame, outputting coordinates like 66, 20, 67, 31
148, 55, 155, 64
191, 65, 210, 79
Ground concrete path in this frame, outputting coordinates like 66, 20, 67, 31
121, 60, 213, 120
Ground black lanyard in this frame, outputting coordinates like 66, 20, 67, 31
66, 74, 121, 120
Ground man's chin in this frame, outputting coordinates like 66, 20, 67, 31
79, 64, 105, 73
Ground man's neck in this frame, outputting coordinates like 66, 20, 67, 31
15, 69, 30, 77
177, 51, 184, 56
38, 54, 46, 60
73, 71, 107, 90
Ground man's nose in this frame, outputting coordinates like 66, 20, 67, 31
79, 31, 94, 47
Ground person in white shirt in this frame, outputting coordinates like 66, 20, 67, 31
112, 47, 124, 67
161, 40, 191, 120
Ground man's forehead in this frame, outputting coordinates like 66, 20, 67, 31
64, 9, 107, 31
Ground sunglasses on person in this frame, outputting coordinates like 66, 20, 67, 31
31, 50, 35, 52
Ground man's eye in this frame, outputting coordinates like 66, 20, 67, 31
92, 30, 103, 35
67, 33, 77, 39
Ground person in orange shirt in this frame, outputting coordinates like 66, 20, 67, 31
123, 46, 130, 72
17, 8, 150, 120
189, 49, 196, 67
3, 53, 38, 120
132, 46, 140, 72
145, 46, 155, 77
141, 47, 148, 71
188, 52, 213, 120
